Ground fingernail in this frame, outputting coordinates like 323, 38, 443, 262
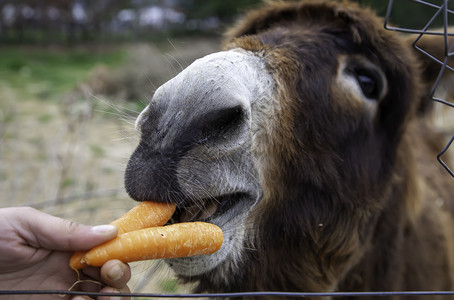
92, 224, 117, 234
108, 264, 124, 281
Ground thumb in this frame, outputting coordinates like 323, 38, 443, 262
18, 207, 118, 251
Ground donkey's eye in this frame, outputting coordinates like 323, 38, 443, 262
338, 57, 388, 106
355, 69, 381, 100
345, 65, 384, 100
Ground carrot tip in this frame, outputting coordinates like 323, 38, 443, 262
69, 251, 89, 270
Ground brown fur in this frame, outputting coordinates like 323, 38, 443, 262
125, 0, 454, 298
200, 0, 454, 297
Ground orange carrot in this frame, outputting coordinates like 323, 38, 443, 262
110, 201, 176, 234
81, 222, 223, 267
70, 201, 176, 269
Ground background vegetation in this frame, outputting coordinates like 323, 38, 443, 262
1, 0, 452, 45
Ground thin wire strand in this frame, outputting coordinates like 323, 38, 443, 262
3, 290, 454, 298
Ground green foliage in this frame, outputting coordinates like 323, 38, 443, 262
61, 177, 76, 188
90, 144, 106, 157
37, 113, 53, 124
182, 0, 263, 21
183, 0, 454, 33
1, 1, 452, 45
160, 278, 179, 293
354, 0, 454, 29
0, 47, 126, 100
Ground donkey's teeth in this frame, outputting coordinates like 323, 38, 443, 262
199, 202, 220, 220
179, 201, 220, 222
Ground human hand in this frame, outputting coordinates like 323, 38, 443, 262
0, 207, 131, 299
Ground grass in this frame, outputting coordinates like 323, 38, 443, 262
160, 278, 179, 293
0, 46, 126, 101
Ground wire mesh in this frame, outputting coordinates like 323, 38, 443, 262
385, 0, 454, 176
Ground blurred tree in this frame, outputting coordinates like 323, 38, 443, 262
0, 0, 452, 44
180, 0, 262, 22
354, 0, 453, 29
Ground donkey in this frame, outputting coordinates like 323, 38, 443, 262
124, 0, 454, 298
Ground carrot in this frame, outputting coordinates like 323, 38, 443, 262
109, 201, 177, 233
70, 201, 176, 269
80, 222, 223, 267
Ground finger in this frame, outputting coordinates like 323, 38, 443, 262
79, 266, 102, 283
14, 207, 118, 251
100, 260, 131, 288
76, 268, 105, 293
79, 260, 130, 292
72, 296, 93, 300
98, 286, 131, 300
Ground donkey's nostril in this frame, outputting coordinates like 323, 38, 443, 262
199, 105, 246, 144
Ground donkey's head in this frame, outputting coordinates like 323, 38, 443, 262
125, 0, 446, 293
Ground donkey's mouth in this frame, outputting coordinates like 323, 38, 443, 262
169, 192, 249, 223
166, 191, 256, 277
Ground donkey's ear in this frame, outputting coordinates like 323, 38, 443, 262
406, 31, 454, 113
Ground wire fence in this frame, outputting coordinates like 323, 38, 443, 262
3, 290, 454, 298
385, 0, 454, 176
